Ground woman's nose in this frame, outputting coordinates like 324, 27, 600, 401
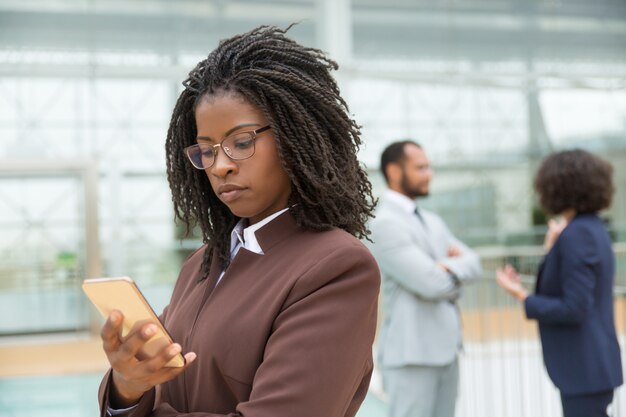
209, 146, 238, 178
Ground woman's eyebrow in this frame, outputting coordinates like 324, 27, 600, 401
196, 123, 261, 141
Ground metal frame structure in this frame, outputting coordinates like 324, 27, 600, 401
0, 0, 625, 331
0, 0, 623, 241
0, 159, 101, 280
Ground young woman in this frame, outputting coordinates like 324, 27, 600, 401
97, 25, 380, 417
497, 149, 623, 417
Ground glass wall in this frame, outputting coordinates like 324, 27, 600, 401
1, 1, 625, 415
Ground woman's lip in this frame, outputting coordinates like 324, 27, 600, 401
218, 184, 244, 194
220, 188, 246, 203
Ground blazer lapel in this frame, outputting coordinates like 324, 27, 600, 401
385, 199, 437, 259
414, 211, 438, 259
536, 245, 556, 292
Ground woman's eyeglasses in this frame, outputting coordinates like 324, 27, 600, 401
184, 125, 271, 170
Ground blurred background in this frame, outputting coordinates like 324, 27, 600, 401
0, 0, 625, 416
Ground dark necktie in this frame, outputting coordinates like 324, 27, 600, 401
414, 207, 427, 228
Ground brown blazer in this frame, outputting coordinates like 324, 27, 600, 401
99, 211, 380, 417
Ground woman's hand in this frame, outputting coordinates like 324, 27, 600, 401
101, 310, 197, 408
496, 264, 528, 302
543, 217, 567, 251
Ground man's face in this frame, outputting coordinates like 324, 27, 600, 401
398, 144, 432, 199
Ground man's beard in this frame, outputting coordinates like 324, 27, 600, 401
401, 171, 428, 199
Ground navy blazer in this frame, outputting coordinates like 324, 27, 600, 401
525, 213, 623, 395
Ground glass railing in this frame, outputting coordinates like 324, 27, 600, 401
1, 244, 625, 417
451, 246, 626, 417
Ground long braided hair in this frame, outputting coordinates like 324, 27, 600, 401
166, 25, 376, 278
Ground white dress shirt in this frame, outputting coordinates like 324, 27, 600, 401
219, 207, 290, 284
384, 189, 417, 215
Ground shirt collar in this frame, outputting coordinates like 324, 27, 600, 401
230, 207, 290, 256
384, 189, 417, 214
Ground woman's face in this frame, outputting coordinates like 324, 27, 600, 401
195, 92, 292, 225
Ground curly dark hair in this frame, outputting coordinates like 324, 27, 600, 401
165, 25, 376, 278
534, 149, 614, 215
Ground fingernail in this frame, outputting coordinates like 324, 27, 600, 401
144, 325, 156, 337
110, 312, 120, 323
186, 352, 197, 363
169, 344, 181, 355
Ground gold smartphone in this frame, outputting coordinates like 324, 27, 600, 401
82, 276, 185, 367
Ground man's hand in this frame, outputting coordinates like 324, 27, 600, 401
436, 262, 450, 272
447, 245, 462, 257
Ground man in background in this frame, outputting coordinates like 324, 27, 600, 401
369, 140, 482, 417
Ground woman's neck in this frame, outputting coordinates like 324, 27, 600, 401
560, 208, 577, 223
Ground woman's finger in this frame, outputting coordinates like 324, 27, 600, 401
149, 352, 198, 386
101, 310, 124, 354
138, 343, 184, 374
117, 322, 159, 362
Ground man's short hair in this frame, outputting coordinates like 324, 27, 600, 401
380, 140, 421, 184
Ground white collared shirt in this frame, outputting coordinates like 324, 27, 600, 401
384, 189, 417, 215
218, 207, 290, 284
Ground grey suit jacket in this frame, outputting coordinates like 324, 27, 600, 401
369, 195, 482, 368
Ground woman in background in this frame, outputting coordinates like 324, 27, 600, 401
97, 25, 380, 417
497, 149, 623, 417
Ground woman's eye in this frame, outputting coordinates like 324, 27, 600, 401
233, 138, 254, 149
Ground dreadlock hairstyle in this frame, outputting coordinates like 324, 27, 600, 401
165, 25, 376, 279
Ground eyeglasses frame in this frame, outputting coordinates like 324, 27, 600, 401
183, 125, 272, 170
